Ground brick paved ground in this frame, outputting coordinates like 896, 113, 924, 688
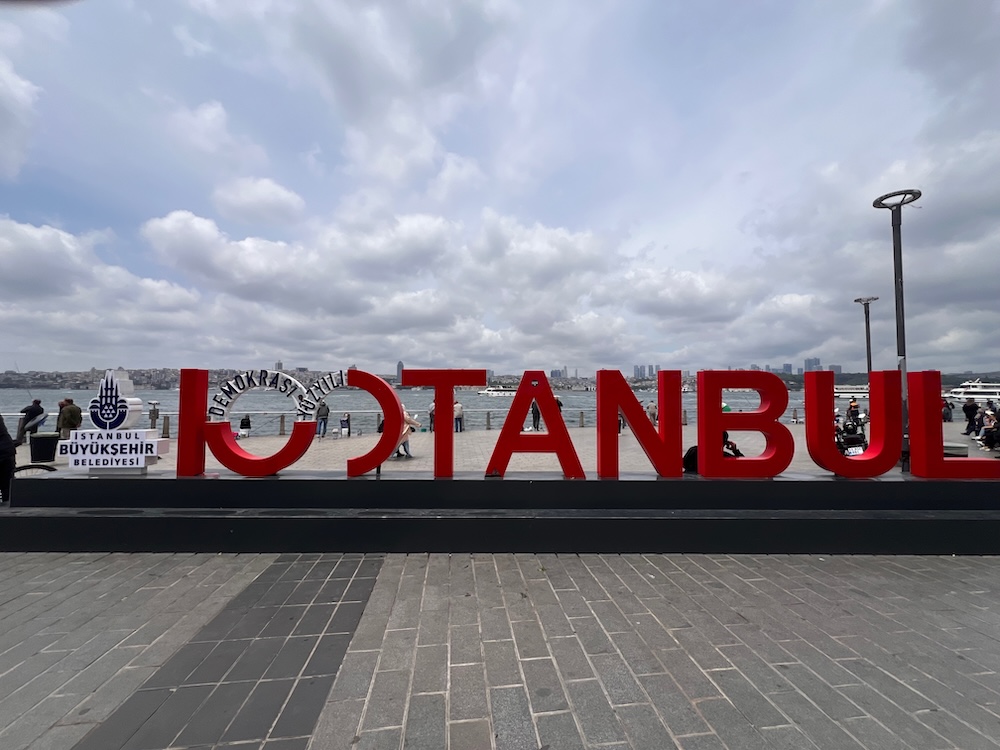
5, 552, 1000, 749
3, 420, 997, 748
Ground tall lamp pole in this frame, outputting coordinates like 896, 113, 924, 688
853, 296, 878, 376
873, 189, 921, 472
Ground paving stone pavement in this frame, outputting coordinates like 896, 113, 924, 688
7, 552, 1000, 749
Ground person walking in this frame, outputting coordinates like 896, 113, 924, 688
428, 400, 436, 432
395, 406, 420, 458
315, 401, 330, 438
646, 400, 658, 426
531, 400, 541, 431
14, 399, 44, 446
0, 414, 15, 504
57, 398, 82, 439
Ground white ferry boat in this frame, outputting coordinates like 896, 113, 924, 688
477, 386, 518, 396
943, 379, 1000, 402
833, 384, 869, 400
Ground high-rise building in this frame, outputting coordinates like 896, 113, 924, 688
828, 364, 842, 374
274, 361, 283, 371
782, 363, 792, 374
804, 357, 821, 372
396, 360, 404, 382
633, 365, 640, 379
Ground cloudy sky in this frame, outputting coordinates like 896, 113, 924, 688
0, 0, 997, 376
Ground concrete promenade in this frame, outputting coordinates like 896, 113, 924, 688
3, 422, 1000, 748
15, 419, 982, 477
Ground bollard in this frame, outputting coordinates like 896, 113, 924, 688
681, 409, 688, 426
161, 415, 170, 438
486, 411, 492, 430
279, 415, 286, 436
579, 411, 584, 427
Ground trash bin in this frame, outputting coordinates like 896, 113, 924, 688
30, 432, 60, 463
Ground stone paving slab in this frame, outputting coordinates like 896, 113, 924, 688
6, 551, 1000, 748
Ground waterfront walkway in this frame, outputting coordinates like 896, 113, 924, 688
18, 420, 980, 477
3, 422, 999, 749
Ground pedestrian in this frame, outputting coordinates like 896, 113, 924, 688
962, 398, 979, 435
340, 412, 351, 437
239, 414, 252, 438
454, 400, 464, 432
531, 400, 541, 431
14, 399, 45, 446
428, 400, 435, 432
646, 400, 658, 426
57, 398, 82, 439
0, 414, 15, 504
395, 406, 420, 458
315, 400, 330, 437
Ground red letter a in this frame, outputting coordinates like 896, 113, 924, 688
485, 371, 585, 479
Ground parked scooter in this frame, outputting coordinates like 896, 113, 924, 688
835, 408, 869, 456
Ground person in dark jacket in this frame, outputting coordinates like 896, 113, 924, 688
14, 399, 44, 446
962, 398, 980, 435
531, 401, 541, 431
0, 414, 16, 504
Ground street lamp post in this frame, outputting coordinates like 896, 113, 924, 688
873, 189, 921, 472
853, 296, 878, 376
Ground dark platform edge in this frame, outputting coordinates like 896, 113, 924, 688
4, 471, 998, 553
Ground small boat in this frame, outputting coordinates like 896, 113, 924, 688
943, 379, 1000, 402
681, 384, 693, 393
478, 386, 518, 396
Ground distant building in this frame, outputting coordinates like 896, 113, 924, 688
782, 363, 792, 374
804, 357, 821, 372
828, 364, 843, 374
275, 361, 283, 371
396, 360, 404, 383
797, 367, 804, 375
750, 364, 761, 371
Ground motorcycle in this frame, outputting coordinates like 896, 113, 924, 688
835, 409, 869, 457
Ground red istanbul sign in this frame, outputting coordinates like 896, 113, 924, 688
174, 367, 1000, 480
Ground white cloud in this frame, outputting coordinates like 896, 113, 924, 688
428, 153, 485, 202
4, 0, 1000, 375
211, 177, 305, 223
167, 100, 267, 167
0, 55, 40, 180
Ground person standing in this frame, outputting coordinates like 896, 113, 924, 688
454, 400, 464, 432
428, 401, 435, 432
14, 399, 44, 446
315, 401, 330, 438
531, 400, 541, 431
646, 400, 658, 426
0, 414, 15, 504
57, 398, 82, 439
239, 414, 252, 438
962, 398, 979, 435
